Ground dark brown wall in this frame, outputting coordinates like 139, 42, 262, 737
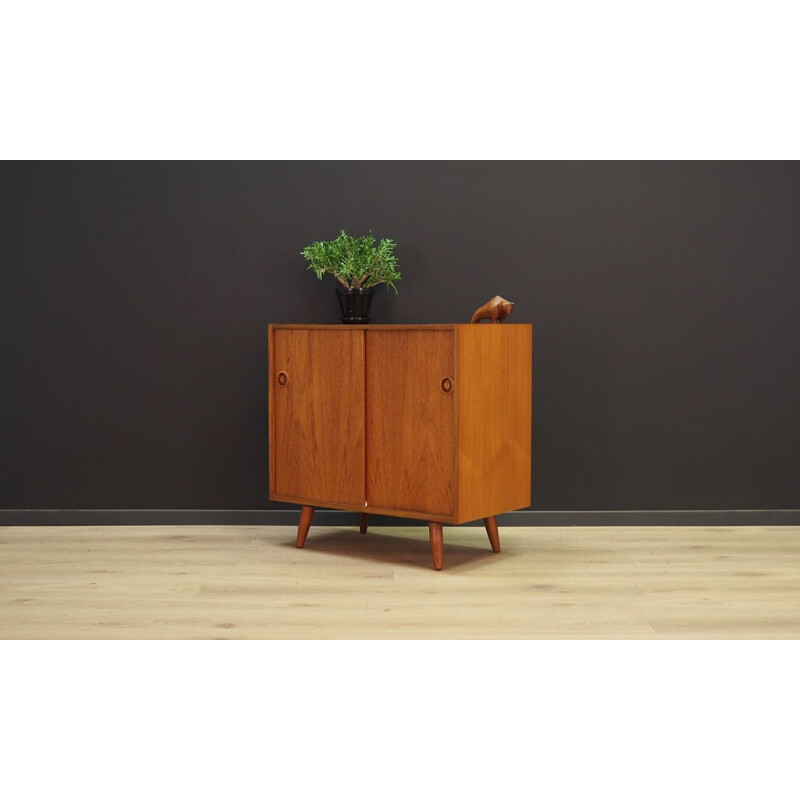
2, 161, 799, 518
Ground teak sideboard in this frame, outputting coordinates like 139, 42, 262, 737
268, 324, 532, 570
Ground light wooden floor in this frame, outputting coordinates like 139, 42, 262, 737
1, 524, 799, 639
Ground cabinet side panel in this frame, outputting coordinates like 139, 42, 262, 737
456, 325, 532, 523
272, 329, 365, 507
366, 330, 455, 517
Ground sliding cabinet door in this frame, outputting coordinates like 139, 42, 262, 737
365, 330, 454, 517
272, 329, 365, 507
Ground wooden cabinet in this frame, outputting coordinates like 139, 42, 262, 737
269, 324, 532, 570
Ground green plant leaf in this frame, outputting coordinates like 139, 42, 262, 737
299, 228, 402, 291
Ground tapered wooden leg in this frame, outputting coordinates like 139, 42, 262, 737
428, 522, 444, 570
296, 505, 314, 548
359, 513, 369, 534
484, 516, 501, 552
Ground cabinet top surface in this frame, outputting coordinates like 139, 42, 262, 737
269, 323, 532, 330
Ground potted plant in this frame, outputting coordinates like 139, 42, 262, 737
301, 229, 401, 323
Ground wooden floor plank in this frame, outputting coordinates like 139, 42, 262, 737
1, 524, 799, 639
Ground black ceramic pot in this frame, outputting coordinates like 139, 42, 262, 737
336, 287, 373, 323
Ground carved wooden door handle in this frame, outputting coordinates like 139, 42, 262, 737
277, 371, 289, 387
441, 377, 454, 394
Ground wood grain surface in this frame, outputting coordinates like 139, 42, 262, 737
456, 324, 531, 523
365, 330, 455, 517
2, 525, 799, 639
271, 328, 365, 507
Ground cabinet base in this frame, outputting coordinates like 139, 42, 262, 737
293, 507, 502, 571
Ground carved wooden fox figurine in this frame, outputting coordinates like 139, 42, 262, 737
470, 295, 515, 323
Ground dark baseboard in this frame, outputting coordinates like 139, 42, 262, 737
1, 509, 800, 526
